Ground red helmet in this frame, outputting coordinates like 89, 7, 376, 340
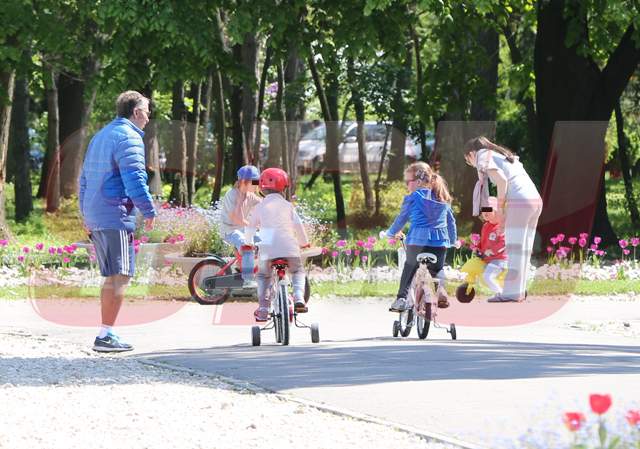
259, 167, 289, 192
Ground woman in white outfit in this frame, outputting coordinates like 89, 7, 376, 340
464, 136, 543, 302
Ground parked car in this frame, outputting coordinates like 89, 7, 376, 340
295, 122, 430, 173
296, 124, 328, 171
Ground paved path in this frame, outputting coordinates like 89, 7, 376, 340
2, 295, 640, 448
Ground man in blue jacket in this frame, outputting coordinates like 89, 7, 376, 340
79, 90, 157, 353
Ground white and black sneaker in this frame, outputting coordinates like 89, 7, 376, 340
93, 333, 134, 353
389, 297, 408, 312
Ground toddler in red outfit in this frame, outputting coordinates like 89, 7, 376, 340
478, 197, 507, 295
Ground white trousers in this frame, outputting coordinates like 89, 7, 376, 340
257, 257, 305, 308
503, 197, 543, 299
483, 260, 507, 294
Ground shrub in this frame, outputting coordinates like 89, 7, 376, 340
348, 181, 405, 230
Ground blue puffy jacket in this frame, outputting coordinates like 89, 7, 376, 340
385, 188, 457, 247
79, 118, 156, 232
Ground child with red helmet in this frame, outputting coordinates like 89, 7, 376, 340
478, 197, 507, 295
245, 167, 310, 321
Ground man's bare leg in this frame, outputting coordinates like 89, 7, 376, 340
101, 274, 130, 326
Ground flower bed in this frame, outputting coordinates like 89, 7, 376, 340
519, 393, 640, 449
2, 218, 640, 295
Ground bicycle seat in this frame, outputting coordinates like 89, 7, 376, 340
271, 259, 289, 269
416, 252, 438, 264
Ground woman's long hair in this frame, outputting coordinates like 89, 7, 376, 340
464, 136, 515, 163
405, 161, 452, 204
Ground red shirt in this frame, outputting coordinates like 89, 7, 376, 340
479, 221, 506, 262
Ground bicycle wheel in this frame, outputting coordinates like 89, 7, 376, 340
278, 284, 290, 346
304, 276, 311, 303
188, 259, 232, 305
310, 322, 320, 343
399, 309, 414, 337
417, 288, 431, 340
392, 320, 400, 338
449, 323, 457, 340
251, 325, 261, 346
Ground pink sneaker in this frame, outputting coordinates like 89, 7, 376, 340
254, 307, 269, 322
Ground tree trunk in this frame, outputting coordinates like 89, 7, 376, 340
535, 0, 640, 244
211, 67, 226, 205
411, 26, 428, 161
43, 68, 60, 213
241, 33, 258, 163
277, 61, 290, 183
229, 47, 245, 182
615, 100, 640, 230
9, 75, 32, 221
253, 45, 272, 165
186, 81, 202, 205
502, 22, 539, 168
460, 25, 499, 223
374, 125, 391, 216
140, 86, 162, 196
168, 81, 188, 206
308, 49, 347, 237
0, 69, 16, 236
198, 71, 213, 190
347, 57, 374, 211
284, 48, 305, 195
470, 27, 498, 122
58, 58, 99, 199
387, 45, 413, 181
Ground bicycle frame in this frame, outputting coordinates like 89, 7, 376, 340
207, 248, 260, 277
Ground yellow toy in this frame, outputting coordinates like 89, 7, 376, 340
456, 256, 506, 303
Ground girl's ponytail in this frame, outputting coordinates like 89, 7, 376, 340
430, 173, 452, 204
405, 161, 452, 203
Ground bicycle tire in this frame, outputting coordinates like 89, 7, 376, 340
188, 259, 232, 305
400, 309, 413, 337
279, 284, 290, 345
417, 288, 431, 339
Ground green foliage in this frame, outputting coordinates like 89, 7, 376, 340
606, 176, 640, 237
182, 226, 230, 257
295, 174, 355, 223
348, 181, 405, 229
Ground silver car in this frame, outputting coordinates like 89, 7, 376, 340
296, 122, 428, 173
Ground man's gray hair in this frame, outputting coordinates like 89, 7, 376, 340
116, 91, 148, 118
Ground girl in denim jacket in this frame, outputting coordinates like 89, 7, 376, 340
382, 162, 457, 312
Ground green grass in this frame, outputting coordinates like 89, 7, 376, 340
1, 278, 638, 301
0, 284, 190, 300
295, 173, 356, 224
311, 279, 640, 297
4, 181, 86, 246
605, 176, 640, 238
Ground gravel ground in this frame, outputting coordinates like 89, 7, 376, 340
0, 331, 454, 449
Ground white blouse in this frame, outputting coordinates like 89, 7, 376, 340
476, 148, 541, 201
245, 193, 309, 261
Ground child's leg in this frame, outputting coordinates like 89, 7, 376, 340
223, 230, 246, 251
424, 246, 448, 307
256, 259, 273, 309
287, 258, 305, 303
483, 260, 506, 294
395, 245, 423, 299
287, 257, 306, 304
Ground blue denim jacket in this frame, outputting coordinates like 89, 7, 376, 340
385, 188, 457, 247
79, 118, 156, 232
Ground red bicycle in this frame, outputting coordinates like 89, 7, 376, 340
188, 245, 258, 305
188, 246, 311, 306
